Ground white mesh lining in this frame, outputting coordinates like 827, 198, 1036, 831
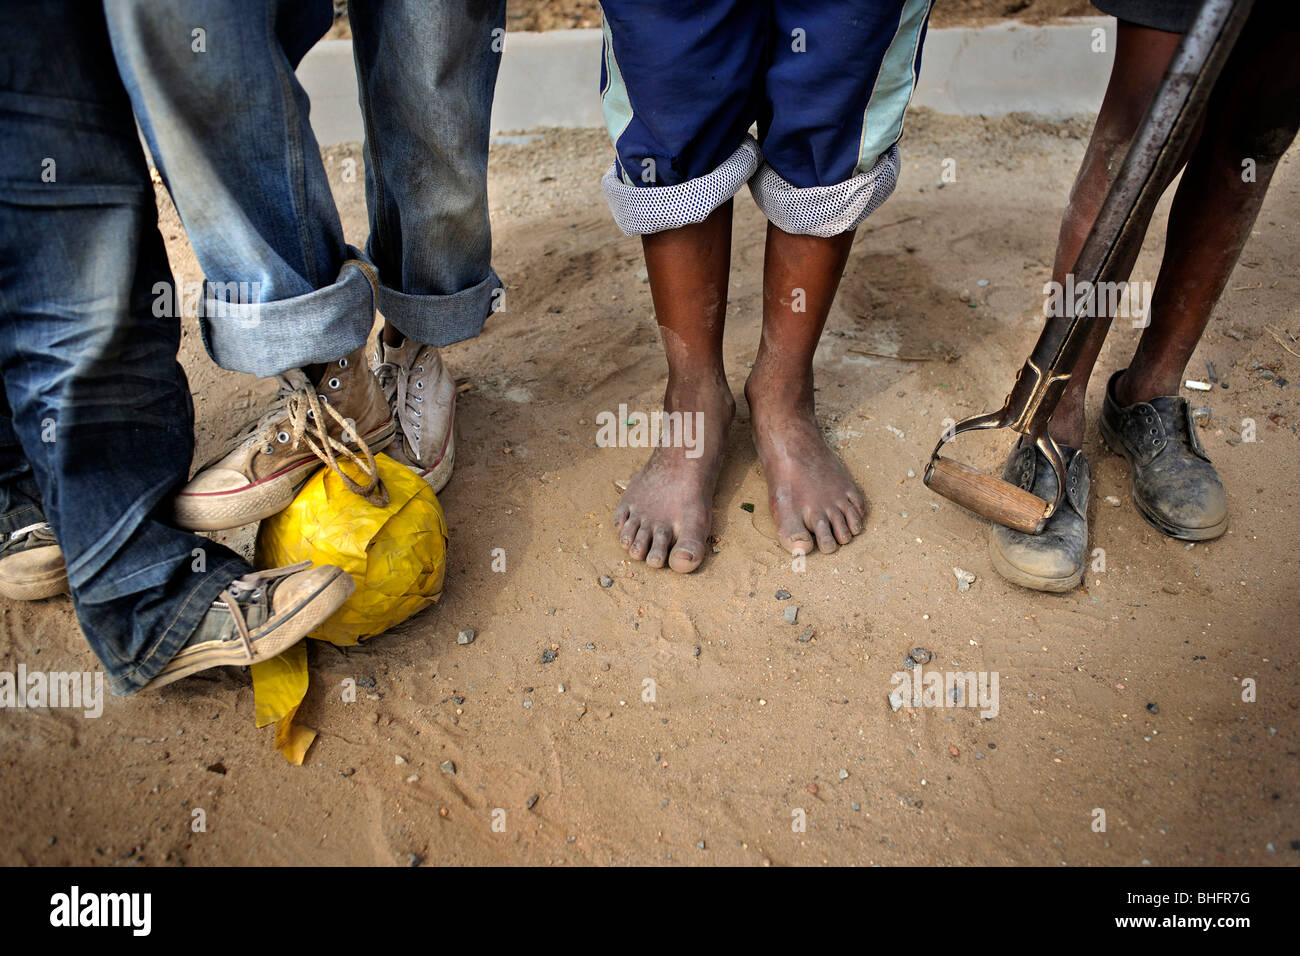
749, 145, 901, 238
601, 135, 761, 237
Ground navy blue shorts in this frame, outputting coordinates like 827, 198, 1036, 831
598, 1, 935, 237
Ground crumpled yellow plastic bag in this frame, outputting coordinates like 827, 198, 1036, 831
250, 454, 448, 763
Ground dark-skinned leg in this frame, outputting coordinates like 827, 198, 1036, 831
1046, 21, 1184, 448
744, 224, 865, 556
1116, 13, 1300, 405
613, 201, 737, 573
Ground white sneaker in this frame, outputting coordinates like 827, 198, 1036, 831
373, 334, 457, 493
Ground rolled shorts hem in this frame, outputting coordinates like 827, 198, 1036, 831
200, 247, 376, 378
377, 267, 505, 349
748, 145, 901, 238
601, 135, 761, 237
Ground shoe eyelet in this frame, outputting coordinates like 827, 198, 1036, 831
415, 366, 424, 373
277, 431, 290, 443
1149, 428, 1157, 435
338, 358, 348, 369
416, 396, 424, 403
264, 444, 276, 455
319, 394, 329, 404
327, 377, 341, 389
415, 381, 424, 389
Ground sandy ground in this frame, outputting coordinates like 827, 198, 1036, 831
1, 111, 1297, 867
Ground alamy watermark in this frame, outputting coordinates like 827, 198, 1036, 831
890, 663, 999, 718
595, 404, 705, 459
0, 665, 103, 718
1043, 275, 1153, 327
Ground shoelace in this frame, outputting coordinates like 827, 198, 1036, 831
252, 369, 389, 507
217, 560, 312, 661
374, 353, 428, 458
1, 522, 53, 552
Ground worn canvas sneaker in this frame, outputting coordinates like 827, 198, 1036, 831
0, 522, 69, 600
145, 561, 353, 690
373, 334, 457, 492
174, 347, 396, 531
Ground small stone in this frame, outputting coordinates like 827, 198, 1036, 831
1190, 406, 1212, 427
949, 745, 960, 757
586, 642, 595, 650
797, 627, 814, 643
775, 589, 792, 600
457, 628, 476, 645
851, 801, 861, 811
599, 575, 613, 588
838, 769, 849, 780
909, 647, 932, 665
693, 645, 701, 657
953, 567, 976, 593
523, 699, 533, 708
1105, 495, 1121, 507
783, 606, 799, 624
394, 754, 407, 766
406, 774, 420, 784
1146, 702, 1159, 715
526, 794, 539, 810
696, 840, 706, 850
977, 279, 990, 287
541, 647, 558, 664
888, 687, 906, 711
440, 760, 456, 775
356, 676, 376, 688
408, 853, 422, 867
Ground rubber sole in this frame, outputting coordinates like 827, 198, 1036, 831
1098, 414, 1228, 542
988, 532, 1083, 593
173, 420, 395, 531
0, 565, 70, 601
145, 567, 355, 691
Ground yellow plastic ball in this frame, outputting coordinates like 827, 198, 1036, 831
255, 454, 448, 645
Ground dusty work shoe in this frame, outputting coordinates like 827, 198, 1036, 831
989, 442, 1090, 593
145, 562, 354, 690
174, 347, 396, 531
1098, 369, 1227, 540
0, 522, 70, 600
373, 333, 456, 492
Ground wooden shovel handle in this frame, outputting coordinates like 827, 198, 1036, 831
925, 457, 1048, 534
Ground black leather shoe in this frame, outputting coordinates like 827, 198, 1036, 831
989, 441, 1090, 593
1098, 369, 1227, 540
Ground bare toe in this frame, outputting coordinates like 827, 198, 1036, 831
646, 526, 673, 568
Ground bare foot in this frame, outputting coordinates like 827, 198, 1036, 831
745, 373, 865, 555
613, 379, 735, 573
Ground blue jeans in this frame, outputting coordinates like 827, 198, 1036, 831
104, 0, 508, 378
0, 0, 251, 695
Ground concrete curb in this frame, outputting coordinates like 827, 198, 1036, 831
298, 19, 1117, 145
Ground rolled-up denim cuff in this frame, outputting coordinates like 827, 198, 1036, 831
601, 135, 761, 236
377, 267, 504, 349
0, 502, 45, 535
109, 555, 249, 696
749, 145, 901, 238
200, 247, 376, 378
